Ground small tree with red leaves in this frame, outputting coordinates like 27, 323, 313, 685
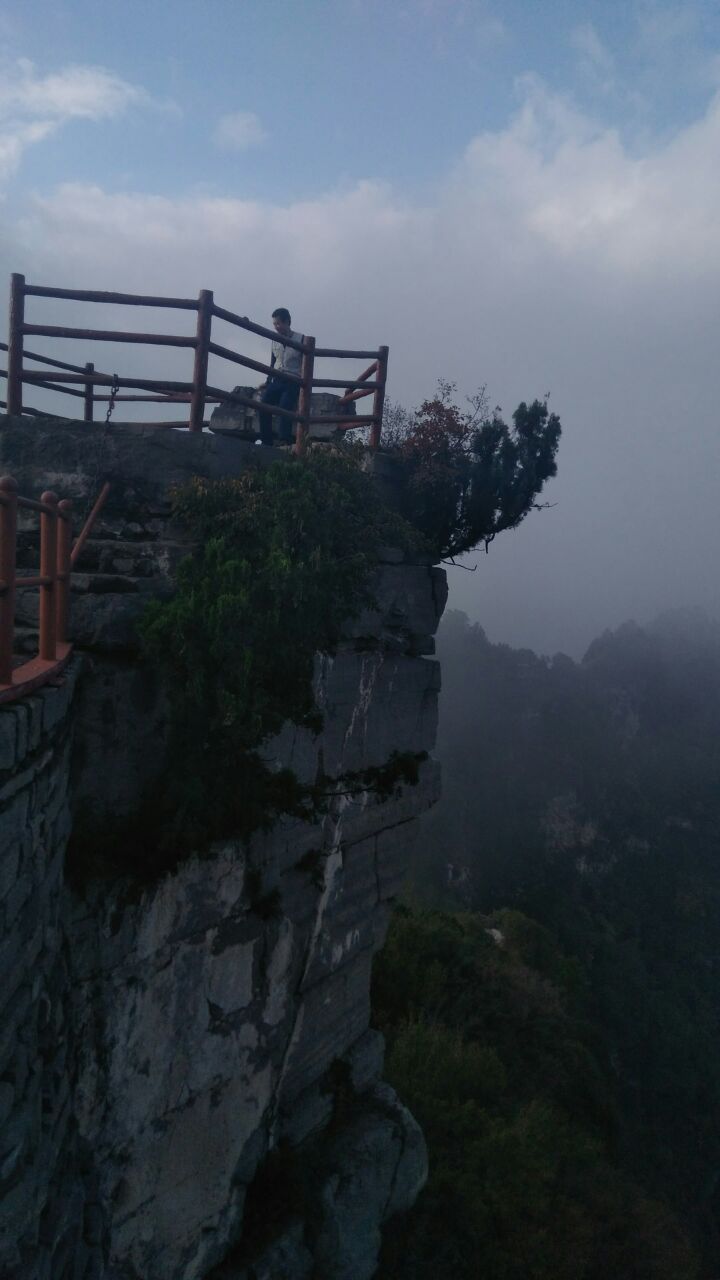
383, 381, 561, 559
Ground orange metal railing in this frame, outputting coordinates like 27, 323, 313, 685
0, 475, 73, 702
0, 475, 110, 703
1, 275, 389, 452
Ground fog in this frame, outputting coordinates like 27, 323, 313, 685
2, 76, 719, 656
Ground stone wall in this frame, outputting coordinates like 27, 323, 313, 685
0, 660, 106, 1280
0, 415, 447, 1280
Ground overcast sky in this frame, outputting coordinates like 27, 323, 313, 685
1, 0, 718, 656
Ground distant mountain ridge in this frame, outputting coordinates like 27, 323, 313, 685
417, 606, 720, 906
402, 607, 720, 1274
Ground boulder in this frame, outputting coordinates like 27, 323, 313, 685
209, 386, 260, 439
209, 388, 356, 441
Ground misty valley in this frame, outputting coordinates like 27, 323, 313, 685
374, 607, 720, 1279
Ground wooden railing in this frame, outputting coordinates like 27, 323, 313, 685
0, 475, 110, 704
1, 275, 389, 451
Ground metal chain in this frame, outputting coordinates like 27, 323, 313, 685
105, 373, 120, 425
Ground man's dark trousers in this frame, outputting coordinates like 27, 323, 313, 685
258, 379, 300, 445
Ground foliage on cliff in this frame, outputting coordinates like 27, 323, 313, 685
373, 907, 701, 1280
133, 384, 560, 868
138, 452, 419, 862
382, 382, 561, 558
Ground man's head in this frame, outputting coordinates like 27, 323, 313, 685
272, 307, 291, 336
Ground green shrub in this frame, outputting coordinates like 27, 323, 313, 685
384, 383, 561, 558
373, 907, 700, 1280
135, 452, 419, 867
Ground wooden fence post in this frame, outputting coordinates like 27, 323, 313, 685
189, 289, 213, 432
56, 499, 73, 643
39, 491, 58, 661
0, 476, 18, 684
6, 274, 25, 416
371, 345, 388, 449
84, 362, 94, 422
295, 335, 315, 456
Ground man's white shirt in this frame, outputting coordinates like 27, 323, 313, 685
271, 329, 303, 378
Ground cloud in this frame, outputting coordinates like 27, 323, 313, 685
4, 78, 720, 655
570, 22, 615, 96
213, 111, 267, 151
396, 0, 506, 55
0, 58, 151, 182
459, 77, 720, 271
0, 120, 56, 184
635, 1, 700, 52
631, 2, 720, 99
0, 58, 148, 120
572, 22, 613, 69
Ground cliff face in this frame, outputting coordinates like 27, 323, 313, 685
0, 417, 447, 1280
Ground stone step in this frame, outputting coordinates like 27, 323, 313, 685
70, 538, 190, 579
70, 573, 143, 596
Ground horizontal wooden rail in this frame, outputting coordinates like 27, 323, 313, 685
5, 366, 85, 394
308, 414, 376, 427
212, 304, 306, 351
206, 386, 299, 422
28, 347, 99, 375
313, 347, 379, 360
93, 392, 194, 402
24, 285, 198, 309
27, 379, 86, 400
4, 274, 389, 444
2, 339, 102, 376
114, 420, 192, 428
207, 341, 302, 383
16, 493, 69, 516
22, 371, 194, 394
16, 574, 53, 587
23, 324, 197, 348
0, 402, 54, 418
312, 375, 378, 391
2, 340, 110, 378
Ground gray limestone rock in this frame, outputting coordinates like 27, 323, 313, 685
208, 388, 356, 441
209, 386, 261, 438
0, 414, 446, 1280
211, 1219, 313, 1280
310, 1082, 429, 1280
340, 1029, 385, 1093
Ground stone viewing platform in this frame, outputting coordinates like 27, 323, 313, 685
2, 274, 389, 450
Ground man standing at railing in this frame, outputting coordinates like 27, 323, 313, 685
257, 308, 303, 446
